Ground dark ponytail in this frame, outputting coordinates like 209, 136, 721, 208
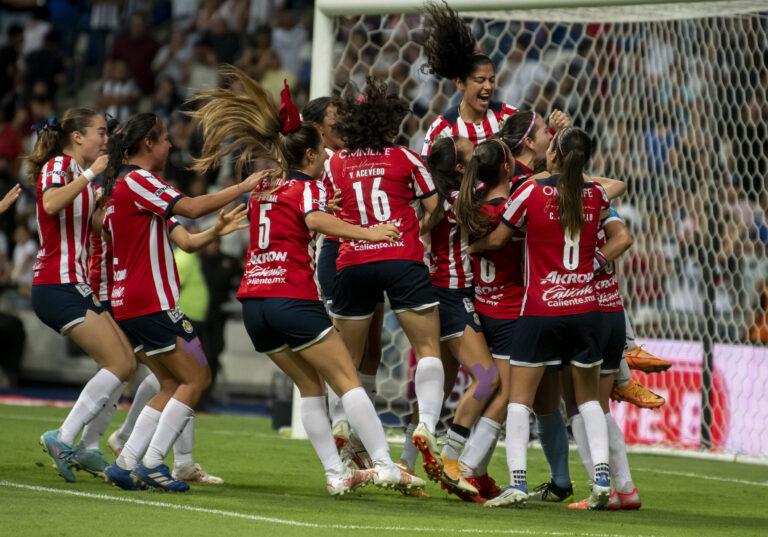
554, 127, 592, 237
455, 139, 509, 238
425, 135, 470, 230
497, 111, 536, 158
102, 113, 163, 201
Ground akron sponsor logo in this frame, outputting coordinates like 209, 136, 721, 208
248, 251, 288, 265
540, 271, 593, 285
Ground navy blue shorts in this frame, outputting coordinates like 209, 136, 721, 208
317, 239, 340, 306
331, 260, 438, 319
435, 286, 480, 340
242, 298, 334, 353
599, 310, 625, 374
478, 313, 517, 360
510, 311, 603, 368
118, 308, 198, 356
32, 283, 105, 334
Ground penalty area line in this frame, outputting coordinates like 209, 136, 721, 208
0, 481, 659, 537
635, 467, 768, 487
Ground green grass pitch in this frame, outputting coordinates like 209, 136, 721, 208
1, 404, 766, 537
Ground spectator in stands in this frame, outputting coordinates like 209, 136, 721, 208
96, 58, 140, 123
236, 26, 272, 81
23, 30, 65, 97
205, 14, 241, 65
0, 24, 23, 105
0, 102, 22, 178
152, 75, 183, 123
152, 28, 193, 95
110, 12, 159, 95
88, 0, 121, 70
258, 48, 296, 103
10, 224, 36, 297
187, 37, 219, 95
271, 8, 307, 78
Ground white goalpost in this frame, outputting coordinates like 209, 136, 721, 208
297, 0, 768, 463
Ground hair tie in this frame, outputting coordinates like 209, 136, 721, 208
512, 113, 537, 149
31, 116, 60, 134
557, 127, 572, 156
278, 80, 302, 135
356, 94, 366, 104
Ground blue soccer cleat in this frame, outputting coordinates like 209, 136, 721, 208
105, 463, 144, 491
40, 429, 76, 482
134, 463, 190, 492
72, 447, 109, 477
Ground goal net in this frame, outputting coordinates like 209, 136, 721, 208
309, 0, 768, 461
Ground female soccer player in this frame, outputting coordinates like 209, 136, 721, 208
326, 77, 448, 480
419, 0, 517, 157
190, 67, 425, 495
474, 128, 621, 509
100, 112, 261, 492
28, 109, 136, 483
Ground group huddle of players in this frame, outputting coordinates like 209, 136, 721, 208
24, 0, 672, 510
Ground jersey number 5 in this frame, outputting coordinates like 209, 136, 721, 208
257, 203, 272, 249
352, 177, 391, 225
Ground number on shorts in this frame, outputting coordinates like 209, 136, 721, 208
352, 177, 391, 225
480, 258, 496, 283
257, 203, 272, 249
563, 231, 580, 270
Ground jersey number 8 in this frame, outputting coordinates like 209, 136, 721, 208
563, 231, 580, 271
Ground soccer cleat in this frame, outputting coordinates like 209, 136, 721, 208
71, 446, 109, 477
611, 378, 665, 409
104, 464, 144, 491
441, 478, 486, 503
474, 474, 502, 499
567, 497, 591, 510
624, 345, 672, 373
440, 455, 479, 495
172, 463, 224, 485
412, 422, 442, 482
327, 467, 374, 496
485, 484, 528, 508
373, 463, 426, 491
606, 491, 622, 511
107, 431, 124, 457
395, 462, 429, 497
616, 488, 641, 510
40, 430, 76, 482
332, 420, 350, 452
589, 476, 611, 510
134, 463, 190, 492
342, 434, 372, 470
528, 480, 574, 502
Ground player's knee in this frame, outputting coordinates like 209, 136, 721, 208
471, 362, 499, 402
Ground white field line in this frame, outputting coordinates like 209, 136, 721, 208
634, 467, 768, 487
0, 480, 658, 537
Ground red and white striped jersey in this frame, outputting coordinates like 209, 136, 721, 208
428, 192, 472, 289
320, 148, 340, 244
238, 170, 327, 301
329, 145, 436, 270
105, 165, 184, 320
421, 101, 517, 157
502, 175, 610, 317
595, 206, 625, 313
33, 155, 97, 285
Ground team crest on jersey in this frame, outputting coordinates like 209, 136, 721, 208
182, 320, 193, 334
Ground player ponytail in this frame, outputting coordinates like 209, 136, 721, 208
553, 127, 592, 237
27, 108, 100, 185
421, 0, 493, 82
334, 77, 409, 152
425, 135, 470, 229
455, 139, 509, 238
498, 111, 536, 158
102, 112, 163, 202
190, 66, 322, 194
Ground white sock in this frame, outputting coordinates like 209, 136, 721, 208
80, 382, 125, 450
459, 417, 501, 477
59, 369, 122, 445
172, 416, 195, 469
476, 434, 497, 477
341, 386, 391, 466
624, 313, 637, 349
143, 398, 194, 468
570, 413, 594, 478
400, 422, 418, 469
607, 413, 634, 492
442, 424, 470, 460
414, 357, 444, 433
301, 396, 344, 477
615, 358, 631, 388
326, 383, 347, 428
115, 374, 160, 442
116, 406, 161, 470
505, 403, 531, 488
578, 401, 609, 480
359, 373, 377, 402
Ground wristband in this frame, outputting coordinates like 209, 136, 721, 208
82, 168, 96, 182
594, 249, 608, 273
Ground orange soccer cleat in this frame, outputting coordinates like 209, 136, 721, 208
611, 378, 665, 409
623, 345, 672, 373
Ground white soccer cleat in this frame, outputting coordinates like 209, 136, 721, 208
411, 422, 442, 482
485, 485, 528, 508
373, 463, 426, 491
588, 482, 611, 510
172, 462, 224, 485
326, 467, 374, 496
341, 434, 373, 470
107, 431, 124, 457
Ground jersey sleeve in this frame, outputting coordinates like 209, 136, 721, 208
594, 182, 611, 220
300, 180, 327, 216
500, 180, 535, 229
124, 170, 184, 219
401, 147, 436, 199
166, 216, 181, 233
40, 156, 69, 192
421, 116, 452, 157
602, 204, 623, 226
500, 102, 518, 121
